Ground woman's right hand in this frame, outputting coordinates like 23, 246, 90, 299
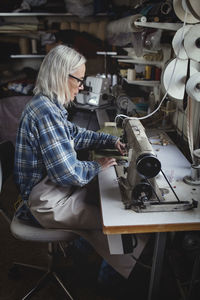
97, 157, 117, 170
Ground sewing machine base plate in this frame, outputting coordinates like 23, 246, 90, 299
128, 200, 197, 212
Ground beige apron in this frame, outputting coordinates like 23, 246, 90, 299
28, 176, 148, 278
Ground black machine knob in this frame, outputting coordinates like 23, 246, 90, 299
195, 38, 200, 49
132, 182, 152, 201
136, 153, 161, 178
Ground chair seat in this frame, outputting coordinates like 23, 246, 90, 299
10, 215, 78, 300
10, 215, 78, 243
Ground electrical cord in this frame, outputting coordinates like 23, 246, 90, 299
114, 10, 188, 126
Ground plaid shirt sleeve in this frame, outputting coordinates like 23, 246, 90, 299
69, 121, 119, 151
30, 112, 118, 187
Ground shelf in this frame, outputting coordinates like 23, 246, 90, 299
115, 44, 171, 69
0, 13, 73, 16
118, 58, 163, 68
10, 55, 45, 58
0, 12, 108, 17
123, 78, 160, 86
134, 21, 182, 31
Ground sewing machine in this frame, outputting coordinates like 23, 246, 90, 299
75, 76, 112, 107
118, 118, 198, 212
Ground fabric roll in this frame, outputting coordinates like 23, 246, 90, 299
97, 20, 108, 41
107, 14, 143, 36
173, 0, 199, 23
71, 22, 80, 31
127, 69, 136, 81
88, 22, 99, 37
60, 22, 70, 30
19, 37, 30, 54
79, 23, 89, 33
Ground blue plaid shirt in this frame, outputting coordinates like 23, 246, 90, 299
14, 94, 118, 204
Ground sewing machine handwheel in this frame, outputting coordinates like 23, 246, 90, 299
132, 182, 152, 200
136, 153, 161, 178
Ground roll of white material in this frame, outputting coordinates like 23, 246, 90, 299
161, 58, 200, 100
186, 72, 200, 102
173, 0, 199, 23
107, 14, 145, 35
184, 24, 200, 61
127, 69, 136, 81
172, 25, 192, 59
186, 0, 200, 21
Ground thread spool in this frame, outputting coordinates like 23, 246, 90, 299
79, 23, 89, 32
70, 22, 80, 31
112, 74, 117, 86
193, 149, 200, 165
155, 67, 161, 80
145, 66, 151, 80
31, 39, 37, 54
172, 25, 192, 59
127, 69, 136, 81
60, 22, 70, 30
186, 72, 200, 102
88, 22, 98, 36
184, 148, 200, 185
107, 74, 112, 85
19, 38, 30, 54
97, 20, 108, 41
173, 0, 199, 23
186, 0, 200, 20
161, 58, 200, 100
184, 24, 200, 61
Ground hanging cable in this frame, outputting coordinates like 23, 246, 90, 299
114, 9, 188, 125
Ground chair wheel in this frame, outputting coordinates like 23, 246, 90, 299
8, 265, 21, 279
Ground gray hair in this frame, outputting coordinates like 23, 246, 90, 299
33, 44, 86, 105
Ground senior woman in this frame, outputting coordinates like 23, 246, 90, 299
14, 44, 148, 288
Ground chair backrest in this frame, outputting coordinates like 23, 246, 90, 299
0, 141, 15, 222
0, 141, 15, 190
0, 160, 2, 193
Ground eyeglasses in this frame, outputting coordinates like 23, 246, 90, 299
69, 74, 85, 87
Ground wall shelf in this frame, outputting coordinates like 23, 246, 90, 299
118, 58, 163, 68
0, 12, 107, 17
10, 55, 45, 58
115, 44, 171, 70
123, 78, 160, 86
0, 13, 73, 16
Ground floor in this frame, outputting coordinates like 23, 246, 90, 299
1, 175, 200, 300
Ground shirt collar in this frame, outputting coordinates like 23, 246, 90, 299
48, 94, 68, 118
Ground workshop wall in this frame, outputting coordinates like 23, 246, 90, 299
0, 0, 200, 152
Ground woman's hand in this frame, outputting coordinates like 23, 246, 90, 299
115, 139, 127, 156
97, 157, 117, 170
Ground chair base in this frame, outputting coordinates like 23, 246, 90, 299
11, 259, 74, 300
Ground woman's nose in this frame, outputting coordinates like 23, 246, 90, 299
79, 85, 84, 91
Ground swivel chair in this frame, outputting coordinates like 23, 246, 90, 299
0, 141, 79, 299
0, 140, 15, 223
10, 216, 79, 300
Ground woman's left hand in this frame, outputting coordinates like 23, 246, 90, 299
115, 139, 127, 156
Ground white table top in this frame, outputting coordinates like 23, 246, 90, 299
98, 133, 200, 234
